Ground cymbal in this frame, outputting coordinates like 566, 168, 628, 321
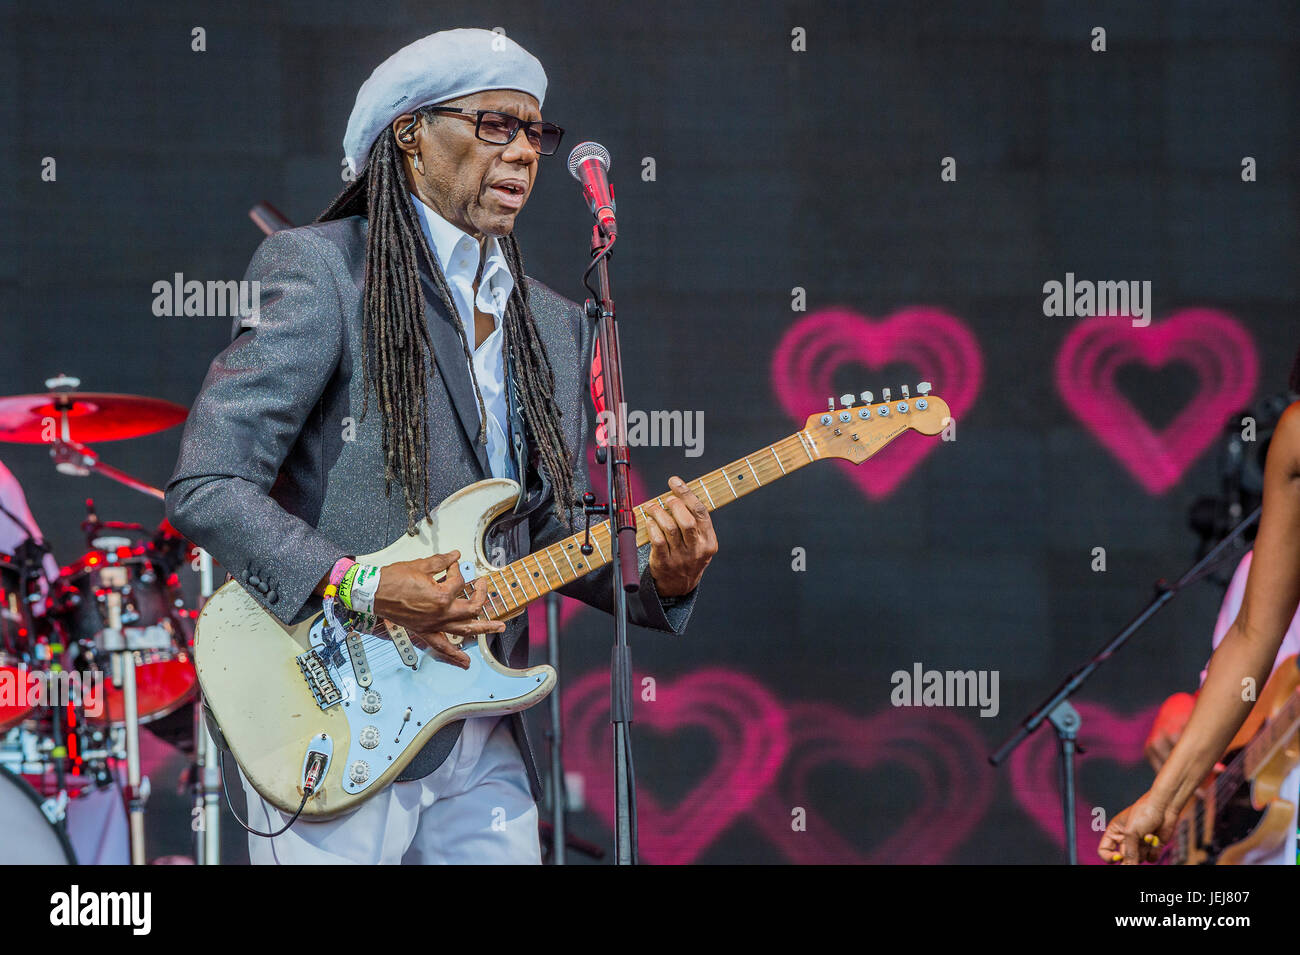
0, 392, 187, 443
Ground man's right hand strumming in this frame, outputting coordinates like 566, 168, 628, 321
374, 551, 508, 669
319, 550, 507, 669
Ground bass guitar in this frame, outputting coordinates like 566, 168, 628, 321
1162, 654, 1300, 864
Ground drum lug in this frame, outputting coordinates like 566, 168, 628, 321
40, 790, 68, 827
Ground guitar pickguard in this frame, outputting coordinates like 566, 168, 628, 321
304, 613, 552, 795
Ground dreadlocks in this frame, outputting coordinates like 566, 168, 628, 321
318, 112, 576, 535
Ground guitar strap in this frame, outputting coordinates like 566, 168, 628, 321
504, 323, 547, 516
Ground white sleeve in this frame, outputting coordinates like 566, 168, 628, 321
1200, 551, 1253, 686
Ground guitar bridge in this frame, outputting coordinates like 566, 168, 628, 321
297, 648, 343, 710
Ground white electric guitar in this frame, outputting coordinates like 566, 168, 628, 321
195, 386, 951, 819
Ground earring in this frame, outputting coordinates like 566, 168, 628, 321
413, 153, 423, 172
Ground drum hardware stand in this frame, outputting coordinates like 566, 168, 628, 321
37, 375, 173, 501
191, 548, 221, 865
104, 580, 149, 865
50, 439, 165, 501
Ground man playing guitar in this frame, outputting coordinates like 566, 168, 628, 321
166, 28, 717, 864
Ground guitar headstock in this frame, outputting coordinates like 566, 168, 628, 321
801, 383, 951, 463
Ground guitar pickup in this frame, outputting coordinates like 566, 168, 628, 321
346, 631, 373, 688
297, 649, 343, 709
383, 622, 420, 670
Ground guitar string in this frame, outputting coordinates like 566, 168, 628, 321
1209, 689, 1300, 804
1169, 689, 1299, 860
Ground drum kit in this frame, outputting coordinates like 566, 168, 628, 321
0, 374, 224, 864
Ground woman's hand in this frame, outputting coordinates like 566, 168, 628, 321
1098, 792, 1179, 864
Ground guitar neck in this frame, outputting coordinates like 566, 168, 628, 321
474, 430, 822, 620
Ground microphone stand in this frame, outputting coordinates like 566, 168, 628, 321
990, 504, 1261, 863
582, 224, 641, 865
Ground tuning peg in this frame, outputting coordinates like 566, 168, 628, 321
901, 385, 910, 398
859, 390, 873, 404
827, 397, 836, 412
840, 393, 855, 407
881, 387, 891, 402
916, 381, 932, 396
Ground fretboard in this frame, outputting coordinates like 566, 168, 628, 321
1242, 683, 1300, 779
468, 430, 823, 619
1208, 672, 1300, 813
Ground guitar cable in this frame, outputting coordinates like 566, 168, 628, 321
217, 747, 312, 838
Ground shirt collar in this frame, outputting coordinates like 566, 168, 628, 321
409, 192, 513, 304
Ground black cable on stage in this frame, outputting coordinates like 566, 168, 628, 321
218, 748, 310, 838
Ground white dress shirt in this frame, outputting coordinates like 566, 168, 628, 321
405, 194, 519, 802
410, 193, 515, 481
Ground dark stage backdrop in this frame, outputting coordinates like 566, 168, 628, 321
2, 1, 1297, 864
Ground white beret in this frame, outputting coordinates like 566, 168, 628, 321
343, 28, 548, 175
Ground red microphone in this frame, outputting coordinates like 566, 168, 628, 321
567, 142, 617, 239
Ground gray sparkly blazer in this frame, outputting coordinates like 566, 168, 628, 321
165, 215, 697, 798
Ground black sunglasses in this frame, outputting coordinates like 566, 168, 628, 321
411, 107, 565, 156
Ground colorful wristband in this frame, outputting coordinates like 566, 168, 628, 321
337, 562, 381, 615
348, 564, 382, 615
329, 556, 356, 589
337, 563, 361, 609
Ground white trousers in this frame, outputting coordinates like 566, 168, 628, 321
238, 716, 541, 864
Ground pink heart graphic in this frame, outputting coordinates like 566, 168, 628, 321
1008, 701, 1159, 864
748, 703, 993, 864
528, 444, 651, 646
562, 667, 790, 865
771, 308, 983, 499
1055, 310, 1258, 495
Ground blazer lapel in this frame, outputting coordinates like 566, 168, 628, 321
419, 265, 491, 479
